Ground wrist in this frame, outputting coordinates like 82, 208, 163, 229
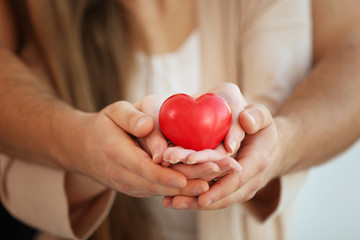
271, 116, 299, 178
50, 105, 92, 173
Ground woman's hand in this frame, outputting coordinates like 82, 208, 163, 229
135, 83, 246, 183
163, 104, 279, 209
60, 101, 209, 198
161, 83, 247, 165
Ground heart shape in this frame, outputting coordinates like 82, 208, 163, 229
159, 93, 232, 151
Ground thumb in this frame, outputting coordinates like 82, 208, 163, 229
103, 101, 154, 137
239, 104, 273, 134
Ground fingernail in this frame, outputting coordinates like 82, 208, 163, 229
172, 179, 184, 188
152, 153, 160, 163
177, 202, 188, 210
203, 200, 212, 208
136, 116, 151, 129
229, 140, 237, 153
245, 112, 257, 130
211, 165, 220, 172
170, 159, 180, 164
152, 150, 164, 164
187, 158, 198, 165
194, 186, 204, 195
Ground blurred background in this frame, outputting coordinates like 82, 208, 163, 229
291, 140, 360, 240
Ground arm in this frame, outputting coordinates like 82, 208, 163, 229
0, 0, 209, 209
274, 0, 360, 176
163, 0, 360, 211
202, 0, 360, 210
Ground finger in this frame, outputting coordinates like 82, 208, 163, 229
112, 132, 188, 188
234, 125, 275, 190
138, 178, 209, 197
185, 147, 228, 164
201, 157, 242, 181
169, 147, 196, 164
224, 120, 245, 154
163, 146, 176, 162
136, 125, 167, 164
171, 157, 241, 182
208, 83, 247, 109
171, 196, 200, 210
116, 169, 208, 197
239, 104, 273, 134
104, 101, 154, 137
163, 146, 195, 164
170, 162, 220, 179
163, 196, 174, 208
108, 164, 178, 196
178, 179, 209, 196
201, 177, 264, 210
197, 172, 241, 207
161, 160, 171, 167
208, 83, 247, 154
136, 96, 168, 163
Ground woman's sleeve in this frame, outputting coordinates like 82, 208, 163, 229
0, 154, 116, 240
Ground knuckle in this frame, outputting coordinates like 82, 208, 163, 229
255, 104, 272, 126
102, 138, 118, 161
126, 110, 141, 130
133, 160, 145, 177
107, 101, 125, 115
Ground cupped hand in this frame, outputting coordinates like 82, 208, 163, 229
164, 104, 279, 210
62, 100, 209, 198
135, 83, 246, 183
161, 83, 248, 165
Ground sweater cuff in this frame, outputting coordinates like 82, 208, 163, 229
0, 155, 115, 239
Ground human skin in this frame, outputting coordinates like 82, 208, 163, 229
153, 0, 360, 210
0, 0, 244, 199
0, 0, 212, 198
1, 0, 360, 210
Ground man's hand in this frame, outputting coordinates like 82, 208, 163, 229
163, 104, 278, 209
60, 101, 209, 198
135, 83, 246, 185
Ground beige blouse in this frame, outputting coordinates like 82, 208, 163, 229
0, 0, 312, 239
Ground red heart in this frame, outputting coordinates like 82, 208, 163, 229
159, 93, 232, 151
